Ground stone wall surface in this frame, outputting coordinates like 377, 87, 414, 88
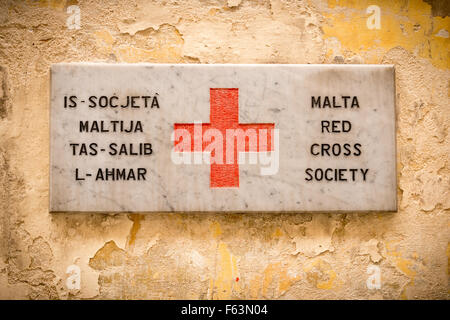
0, 0, 448, 299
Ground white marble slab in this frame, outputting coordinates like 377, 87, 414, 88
50, 63, 396, 212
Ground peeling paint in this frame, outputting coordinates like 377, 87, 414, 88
323, 0, 450, 69
291, 214, 336, 257
211, 221, 223, 239
127, 214, 143, 248
360, 239, 383, 263
89, 241, 127, 271
210, 242, 239, 299
303, 258, 338, 290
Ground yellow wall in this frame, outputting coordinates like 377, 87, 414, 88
0, 0, 448, 299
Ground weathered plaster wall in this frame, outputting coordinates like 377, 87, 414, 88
0, 0, 448, 299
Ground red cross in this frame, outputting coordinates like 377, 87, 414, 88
174, 88, 275, 188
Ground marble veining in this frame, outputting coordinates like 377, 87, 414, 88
50, 63, 396, 212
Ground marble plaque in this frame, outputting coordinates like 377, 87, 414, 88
50, 63, 396, 212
